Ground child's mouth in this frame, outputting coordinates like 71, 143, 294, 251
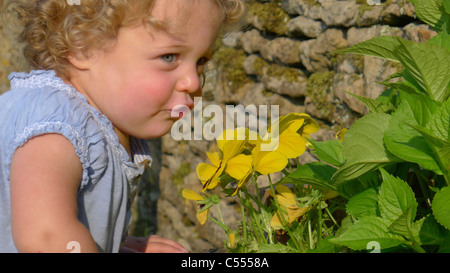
170, 104, 190, 119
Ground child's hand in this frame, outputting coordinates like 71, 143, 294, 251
120, 235, 189, 253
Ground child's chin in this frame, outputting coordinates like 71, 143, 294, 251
141, 124, 173, 139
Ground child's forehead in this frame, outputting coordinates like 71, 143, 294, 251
149, 0, 222, 24
143, 0, 224, 38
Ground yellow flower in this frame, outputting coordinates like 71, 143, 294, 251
276, 113, 320, 139
226, 114, 320, 196
336, 128, 347, 141
227, 231, 237, 249
270, 185, 310, 230
182, 189, 209, 225
261, 113, 319, 158
228, 144, 288, 196
197, 128, 251, 191
196, 113, 320, 196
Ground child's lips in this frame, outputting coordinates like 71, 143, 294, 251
170, 104, 190, 119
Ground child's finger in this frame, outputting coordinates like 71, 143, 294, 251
146, 235, 189, 253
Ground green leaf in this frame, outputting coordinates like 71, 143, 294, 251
343, 91, 394, 114
332, 113, 401, 185
346, 188, 379, 218
410, 125, 450, 181
432, 186, 450, 230
329, 216, 405, 251
378, 168, 418, 223
307, 138, 344, 166
279, 162, 337, 192
393, 39, 450, 102
388, 205, 420, 243
384, 102, 443, 174
375, 88, 400, 108
428, 98, 450, 141
420, 214, 449, 245
413, 0, 449, 32
256, 243, 298, 253
438, 234, 450, 253
307, 236, 345, 253
428, 27, 450, 52
379, 81, 424, 97
342, 36, 402, 62
444, 0, 450, 14
400, 91, 440, 127
336, 171, 382, 199
402, 69, 428, 95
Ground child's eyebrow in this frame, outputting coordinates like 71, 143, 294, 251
165, 30, 187, 43
143, 21, 187, 43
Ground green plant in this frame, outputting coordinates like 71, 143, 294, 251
290, 0, 450, 252
183, 113, 345, 253
183, 0, 450, 253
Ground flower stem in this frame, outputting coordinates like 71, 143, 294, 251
268, 175, 302, 251
308, 221, 313, 249
207, 215, 229, 232
216, 203, 226, 227
239, 191, 248, 243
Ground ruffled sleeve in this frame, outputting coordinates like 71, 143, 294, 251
5, 71, 109, 191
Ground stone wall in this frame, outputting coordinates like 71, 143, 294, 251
155, 0, 437, 252
0, 0, 437, 252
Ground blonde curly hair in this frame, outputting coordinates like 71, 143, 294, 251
5, 0, 245, 79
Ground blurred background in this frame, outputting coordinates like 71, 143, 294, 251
0, 0, 436, 252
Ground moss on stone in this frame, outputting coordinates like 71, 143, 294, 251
267, 64, 304, 83
247, 2, 290, 35
214, 47, 252, 91
304, 0, 321, 7
252, 56, 268, 76
332, 51, 365, 73
172, 162, 193, 185
252, 55, 304, 83
306, 70, 336, 119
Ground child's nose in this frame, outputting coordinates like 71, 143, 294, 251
176, 68, 202, 94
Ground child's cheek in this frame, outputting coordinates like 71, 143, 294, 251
130, 78, 173, 110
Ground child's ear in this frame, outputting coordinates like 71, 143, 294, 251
67, 50, 97, 70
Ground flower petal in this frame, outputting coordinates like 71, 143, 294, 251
287, 206, 310, 222
276, 195, 295, 208
182, 189, 204, 201
253, 147, 288, 175
203, 164, 226, 190
270, 211, 285, 230
277, 131, 307, 158
226, 154, 253, 180
231, 170, 253, 196
206, 152, 220, 167
275, 185, 296, 205
227, 232, 237, 249
217, 128, 249, 154
286, 119, 304, 132
221, 139, 247, 161
196, 163, 219, 181
336, 128, 347, 141
196, 208, 209, 225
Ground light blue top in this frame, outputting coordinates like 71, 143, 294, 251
0, 70, 152, 253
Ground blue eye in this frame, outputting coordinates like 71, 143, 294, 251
161, 54, 177, 63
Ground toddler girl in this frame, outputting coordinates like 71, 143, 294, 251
0, 0, 244, 253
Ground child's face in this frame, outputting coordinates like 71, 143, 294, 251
71, 0, 224, 141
